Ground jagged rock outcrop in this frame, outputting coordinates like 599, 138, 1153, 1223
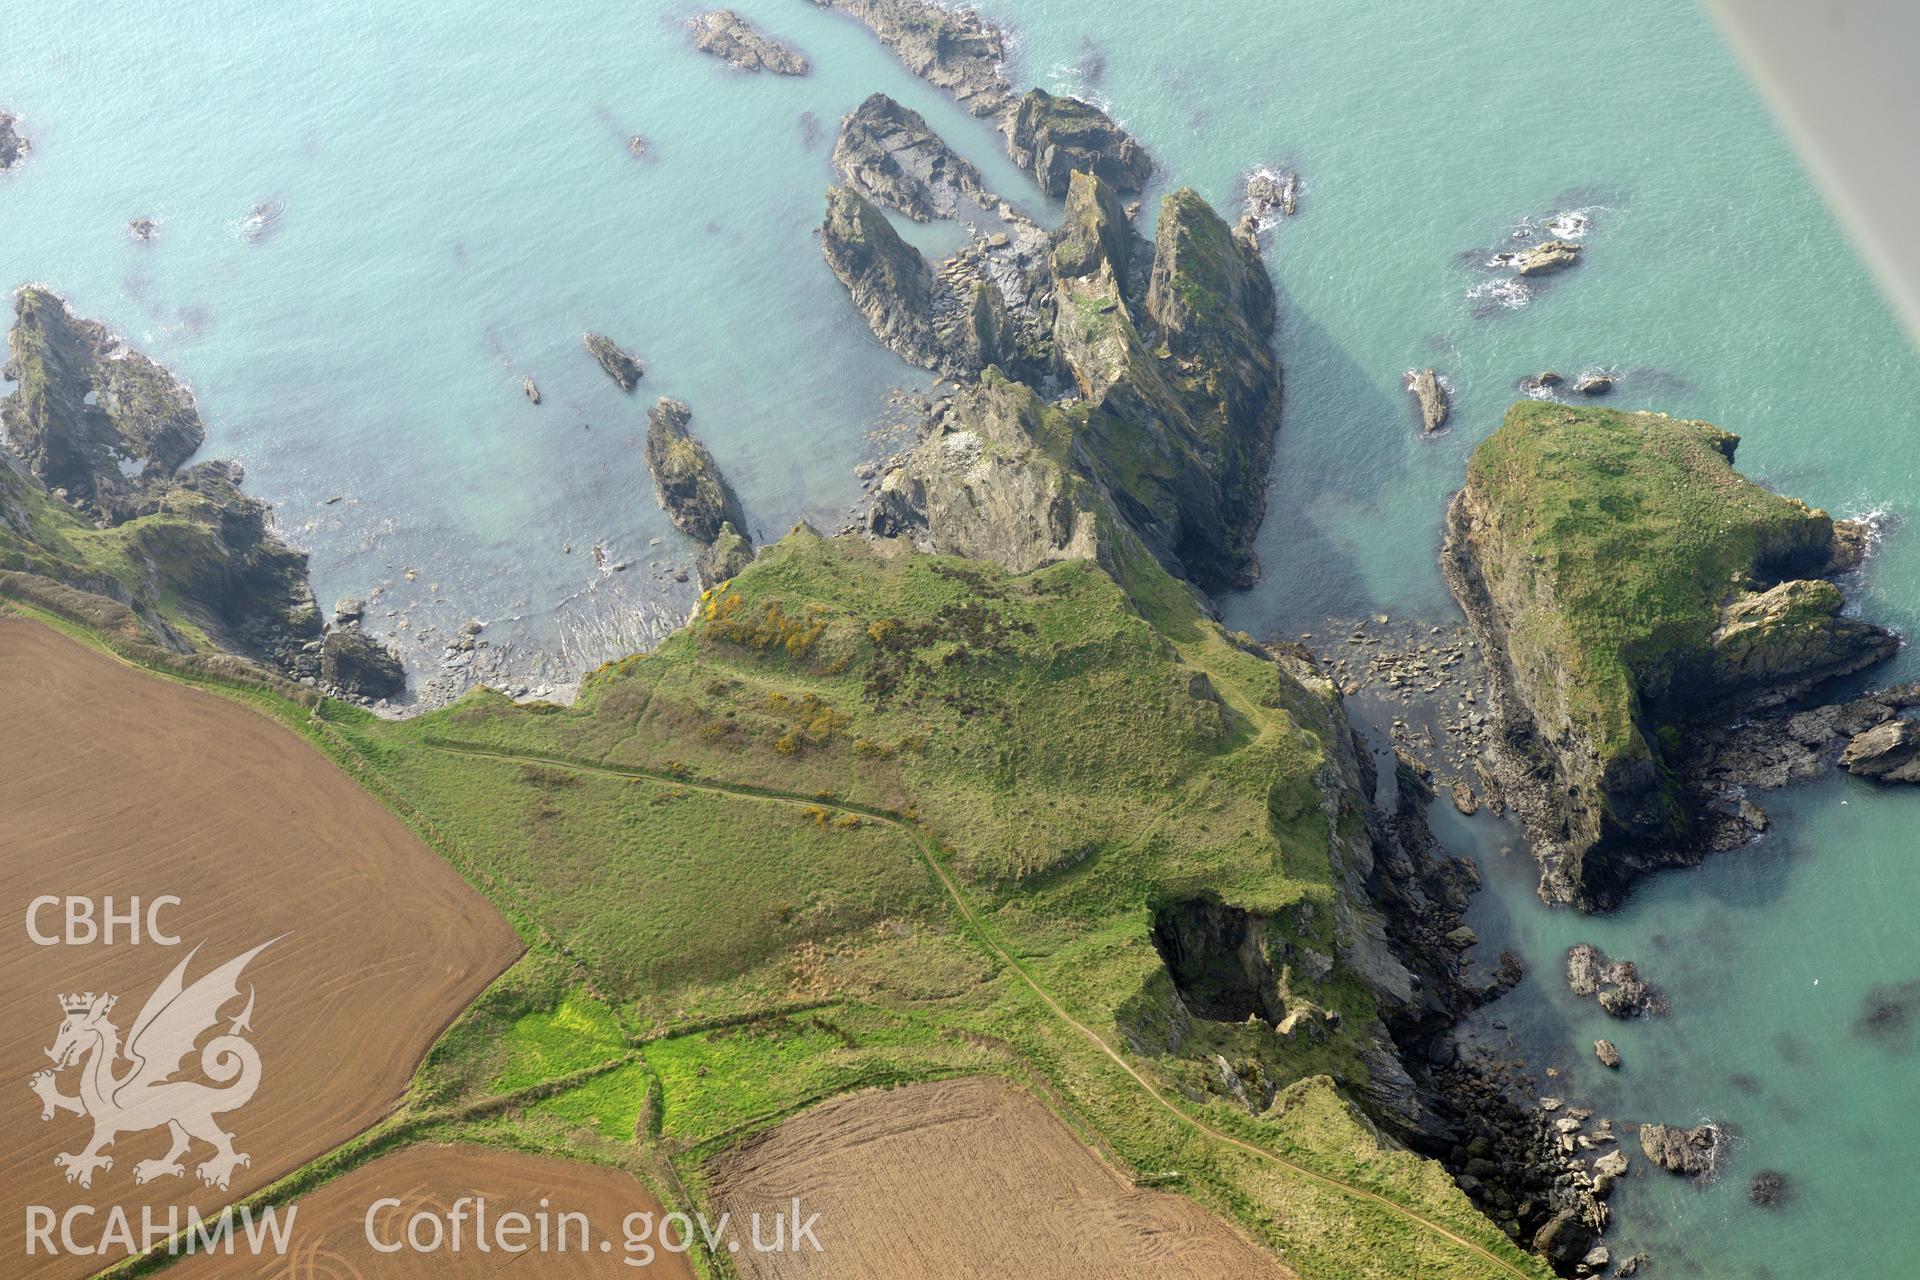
1008, 88, 1152, 198
583, 332, 643, 391
689, 9, 810, 74
862, 174, 1281, 594
1406, 368, 1448, 432
321, 621, 405, 699
643, 397, 753, 587
3, 286, 205, 517
832, 93, 992, 222
1839, 717, 1920, 782
0, 288, 337, 679
1444, 403, 1897, 908
820, 185, 943, 369
869, 371, 1103, 574
821, 184, 1053, 380
1052, 177, 1281, 591
808, 0, 1016, 122
1567, 944, 1664, 1017
1639, 1123, 1722, 1178
0, 112, 28, 171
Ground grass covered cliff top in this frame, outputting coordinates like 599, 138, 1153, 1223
1462, 400, 1836, 763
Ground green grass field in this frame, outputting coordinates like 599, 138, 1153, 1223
10, 524, 1548, 1280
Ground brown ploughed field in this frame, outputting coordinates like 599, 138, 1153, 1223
0, 618, 522, 1277
706, 1076, 1294, 1279
166, 1143, 694, 1278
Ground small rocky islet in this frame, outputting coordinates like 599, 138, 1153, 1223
689, 9, 810, 76
0, 111, 27, 171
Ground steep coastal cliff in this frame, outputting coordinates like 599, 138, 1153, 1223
1444, 401, 1895, 908
0, 287, 399, 697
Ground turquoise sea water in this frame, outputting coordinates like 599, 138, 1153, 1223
5, 1, 1917, 1274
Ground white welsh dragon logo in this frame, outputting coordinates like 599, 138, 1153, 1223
28, 939, 277, 1191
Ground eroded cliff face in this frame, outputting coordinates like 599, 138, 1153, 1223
1443, 403, 1896, 908
865, 175, 1282, 596
1046, 177, 1282, 591
0, 287, 396, 694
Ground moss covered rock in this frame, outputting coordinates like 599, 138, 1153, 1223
1446, 402, 1894, 907
1008, 88, 1152, 198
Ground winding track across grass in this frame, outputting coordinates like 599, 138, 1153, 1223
422, 739, 1539, 1280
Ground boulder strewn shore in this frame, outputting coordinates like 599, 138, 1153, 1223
690, 9, 810, 75
1443, 403, 1898, 908
583, 332, 644, 391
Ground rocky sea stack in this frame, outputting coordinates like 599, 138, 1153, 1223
643, 397, 753, 586
1444, 402, 1897, 908
690, 9, 810, 75
864, 173, 1283, 594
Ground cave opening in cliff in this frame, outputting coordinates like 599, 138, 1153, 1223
1149, 897, 1283, 1025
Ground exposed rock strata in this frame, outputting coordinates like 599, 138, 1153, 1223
690, 10, 810, 74
820, 184, 1053, 381
809, 0, 1016, 122
863, 174, 1282, 593
583, 332, 643, 391
832, 92, 992, 222
643, 397, 753, 587
1443, 403, 1898, 908
811, 0, 1149, 200
1007, 88, 1152, 198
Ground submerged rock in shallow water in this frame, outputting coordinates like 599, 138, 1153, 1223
1639, 1122, 1723, 1178
1748, 1169, 1789, 1207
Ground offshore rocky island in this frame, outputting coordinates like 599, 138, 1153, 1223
1, 4, 1910, 1279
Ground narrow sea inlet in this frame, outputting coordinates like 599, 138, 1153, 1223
4, 0, 1919, 1274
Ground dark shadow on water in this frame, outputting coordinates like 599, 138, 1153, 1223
1220, 279, 1428, 636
